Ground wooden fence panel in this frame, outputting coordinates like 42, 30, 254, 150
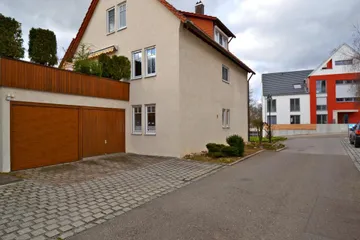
0, 58, 130, 101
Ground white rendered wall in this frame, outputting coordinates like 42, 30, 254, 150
262, 94, 310, 124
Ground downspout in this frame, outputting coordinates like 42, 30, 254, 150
247, 73, 255, 142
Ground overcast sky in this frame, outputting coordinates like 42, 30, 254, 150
1, 0, 359, 101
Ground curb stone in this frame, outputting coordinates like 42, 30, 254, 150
228, 149, 265, 166
276, 146, 287, 152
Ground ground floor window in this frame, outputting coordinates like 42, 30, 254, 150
317, 114, 327, 124
290, 115, 300, 124
267, 115, 277, 125
222, 109, 230, 128
132, 106, 142, 134
145, 104, 156, 135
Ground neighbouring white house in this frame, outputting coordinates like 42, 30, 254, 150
262, 70, 312, 125
59, 0, 255, 158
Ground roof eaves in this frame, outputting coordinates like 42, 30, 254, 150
59, 0, 100, 68
183, 20, 255, 74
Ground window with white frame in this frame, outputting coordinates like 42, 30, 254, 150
132, 51, 142, 79
146, 105, 156, 134
222, 109, 230, 128
132, 106, 142, 134
290, 98, 300, 112
290, 115, 300, 124
222, 65, 229, 82
215, 27, 228, 49
118, 2, 127, 29
107, 8, 115, 33
145, 47, 156, 76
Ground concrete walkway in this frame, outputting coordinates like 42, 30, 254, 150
0, 154, 222, 240
70, 136, 360, 240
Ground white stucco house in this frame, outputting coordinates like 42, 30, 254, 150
262, 70, 312, 125
60, 0, 255, 158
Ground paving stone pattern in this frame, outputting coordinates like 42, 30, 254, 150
341, 138, 360, 171
0, 154, 223, 240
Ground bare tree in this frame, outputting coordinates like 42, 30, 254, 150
249, 89, 262, 125
249, 89, 264, 143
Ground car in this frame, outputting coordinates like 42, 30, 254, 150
349, 123, 360, 148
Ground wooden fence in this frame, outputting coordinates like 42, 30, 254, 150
0, 58, 130, 101
269, 124, 317, 131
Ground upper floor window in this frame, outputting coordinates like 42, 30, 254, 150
222, 65, 229, 82
118, 2, 127, 30
316, 80, 326, 94
267, 99, 276, 112
214, 27, 228, 49
107, 8, 115, 33
145, 47, 156, 76
132, 50, 142, 79
335, 59, 353, 66
336, 80, 355, 84
290, 98, 300, 112
316, 97, 327, 111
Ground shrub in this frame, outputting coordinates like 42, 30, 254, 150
226, 135, 245, 157
28, 28, 58, 66
73, 59, 102, 77
0, 14, 25, 59
98, 53, 131, 80
221, 146, 239, 157
206, 143, 226, 153
210, 152, 225, 158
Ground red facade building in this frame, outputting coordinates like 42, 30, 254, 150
308, 44, 360, 124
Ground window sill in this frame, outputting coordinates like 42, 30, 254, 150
145, 74, 157, 79
132, 132, 142, 136
117, 26, 127, 32
222, 127, 230, 129
106, 31, 115, 36
131, 76, 143, 81
145, 133, 156, 136
222, 80, 230, 84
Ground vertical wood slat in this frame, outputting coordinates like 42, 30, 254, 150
0, 58, 130, 101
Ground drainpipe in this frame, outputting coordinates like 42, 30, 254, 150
247, 73, 255, 142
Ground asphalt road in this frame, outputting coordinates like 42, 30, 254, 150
70, 135, 360, 240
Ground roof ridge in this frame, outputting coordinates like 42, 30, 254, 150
59, 0, 254, 74
179, 10, 217, 20
263, 69, 313, 75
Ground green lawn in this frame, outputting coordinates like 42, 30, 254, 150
250, 136, 287, 143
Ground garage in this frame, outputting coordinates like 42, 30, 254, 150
10, 102, 125, 171
82, 108, 126, 158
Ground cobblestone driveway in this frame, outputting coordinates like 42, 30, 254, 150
341, 138, 360, 171
0, 154, 223, 240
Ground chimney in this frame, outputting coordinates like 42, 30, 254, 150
195, 1, 205, 15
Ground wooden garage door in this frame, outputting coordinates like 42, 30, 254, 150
11, 103, 79, 171
82, 108, 125, 158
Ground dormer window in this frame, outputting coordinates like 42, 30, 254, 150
214, 26, 228, 49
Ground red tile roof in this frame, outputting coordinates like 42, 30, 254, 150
59, 0, 254, 74
179, 11, 217, 20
